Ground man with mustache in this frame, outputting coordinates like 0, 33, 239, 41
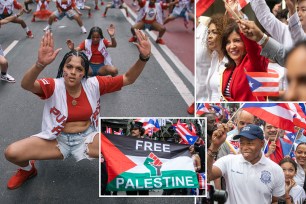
263, 122, 292, 164
207, 124, 285, 203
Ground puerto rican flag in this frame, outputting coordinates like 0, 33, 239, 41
212, 105, 222, 116
196, 103, 210, 116
175, 120, 199, 145
198, 173, 206, 189
241, 103, 306, 132
237, 0, 250, 10
106, 127, 113, 134
196, 0, 214, 17
245, 72, 279, 96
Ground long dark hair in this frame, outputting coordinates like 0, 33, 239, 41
87, 26, 104, 39
56, 50, 89, 78
221, 22, 243, 69
279, 157, 297, 172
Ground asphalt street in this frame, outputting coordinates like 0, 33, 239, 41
0, 0, 195, 203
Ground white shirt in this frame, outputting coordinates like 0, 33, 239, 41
195, 21, 210, 102
250, 0, 293, 48
294, 163, 305, 188
206, 51, 227, 102
214, 154, 285, 204
290, 184, 306, 204
268, 62, 287, 92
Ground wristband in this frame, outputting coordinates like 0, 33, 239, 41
139, 54, 150, 62
110, 35, 115, 39
257, 34, 267, 46
207, 148, 218, 158
36, 61, 46, 69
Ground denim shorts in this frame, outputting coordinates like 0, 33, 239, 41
56, 126, 98, 162
54, 10, 77, 20
89, 62, 105, 76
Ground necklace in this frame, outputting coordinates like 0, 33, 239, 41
72, 98, 77, 106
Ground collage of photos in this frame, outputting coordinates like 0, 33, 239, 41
1, 0, 306, 203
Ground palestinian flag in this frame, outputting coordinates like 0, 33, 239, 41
101, 133, 199, 191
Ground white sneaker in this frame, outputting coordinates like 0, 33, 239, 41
43, 25, 51, 32
1, 74, 15, 83
81, 27, 87, 34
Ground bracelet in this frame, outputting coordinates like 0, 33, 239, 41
36, 61, 46, 69
139, 54, 150, 62
207, 148, 218, 158
257, 34, 267, 46
110, 35, 115, 39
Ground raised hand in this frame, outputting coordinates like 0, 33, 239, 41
133, 29, 151, 58
211, 124, 229, 150
107, 24, 115, 36
38, 31, 61, 67
66, 39, 75, 50
237, 19, 264, 42
285, 0, 297, 16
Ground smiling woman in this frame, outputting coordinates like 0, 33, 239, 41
220, 21, 269, 101
4, 30, 151, 190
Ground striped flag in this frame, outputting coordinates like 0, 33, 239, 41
245, 72, 279, 96
196, 103, 210, 116
198, 173, 206, 189
196, 0, 215, 17
242, 103, 306, 132
237, 0, 250, 10
114, 129, 123, 135
101, 134, 199, 192
175, 120, 199, 145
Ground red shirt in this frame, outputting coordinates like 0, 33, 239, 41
56, 0, 76, 12
37, 75, 123, 122
221, 33, 269, 101
268, 139, 284, 164
79, 39, 111, 64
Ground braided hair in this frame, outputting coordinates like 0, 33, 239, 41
87, 26, 104, 40
56, 50, 89, 78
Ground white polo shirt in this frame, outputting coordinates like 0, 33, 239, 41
214, 154, 285, 204
294, 163, 305, 187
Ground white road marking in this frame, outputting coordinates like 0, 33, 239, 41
3, 40, 18, 56
122, 7, 194, 105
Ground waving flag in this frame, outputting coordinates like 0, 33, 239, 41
101, 134, 198, 192
196, 103, 210, 116
196, 0, 214, 17
237, 0, 250, 10
114, 129, 123, 135
242, 103, 295, 132
175, 120, 199, 145
245, 72, 279, 96
212, 105, 222, 116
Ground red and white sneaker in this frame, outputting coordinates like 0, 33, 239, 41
31, 17, 35, 22
187, 102, 195, 115
155, 38, 165, 45
88, 13, 92, 18
95, 5, 100, 10
128, 36, 137, 42
26, 30, 34, 38
101, 1, 104, 5
102, 13, 106, 17
7, 161, 37, 190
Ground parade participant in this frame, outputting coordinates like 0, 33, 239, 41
163, 0, 194, 29
263, 122, 291, 164
279, 157, 306, 204
294, 143, 306, 189
208, 124, 285, 203
126, 121, 149, 195
128, 0, 179, 45
43, 0, 86, 34
4, 29, 151, 190
31, 0, 52, 22
0, 12, 23, 83
103, 0, 129, 17
0, 0, 33, 38
204, 14, 230, 101
75, 0, 91, 18
189, 145, 201, 172
220, 21, 269, 101
66, 25, 118, 76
